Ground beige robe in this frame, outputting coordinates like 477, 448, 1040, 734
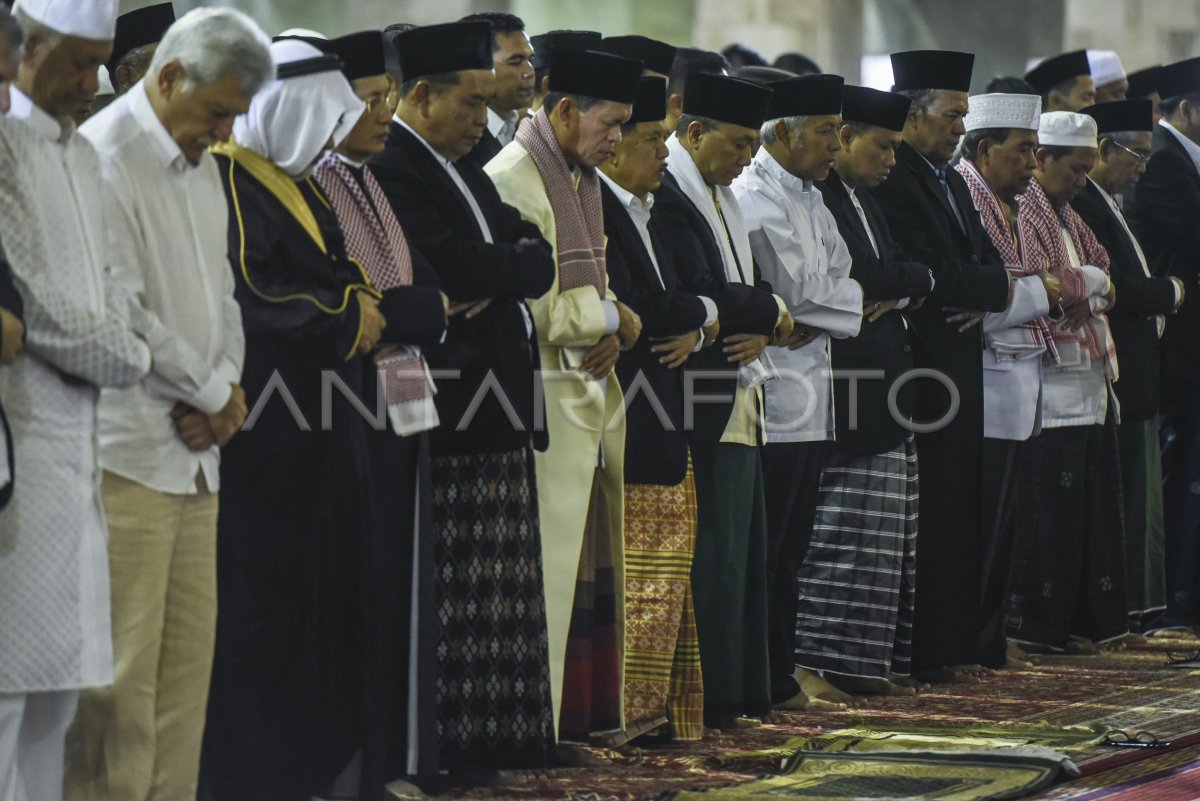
486, 142, 626, 731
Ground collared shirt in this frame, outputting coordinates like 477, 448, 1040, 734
81, 81, 245, 494
394, 115, 495, 243
487, 107, 519, 146
735, 147, 863, 444
1162, 119, 1200, 175
599, 170, 717, 342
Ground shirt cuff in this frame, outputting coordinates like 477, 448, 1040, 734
773, 294, 789, 326
192, 373, 233, 416
1172, 278, 1183, 307
895, 297, 910, 310
698, 296, 718, 328
601, 299, 619, 336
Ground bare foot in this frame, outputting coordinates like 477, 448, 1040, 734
827, 674, 917, 697
795, 667, 856, 706
1006, 640, 1037, 667
1064, 639, 1100, 656
890, 673, 930, 691
951, 663, 994, 679
553, 744, 613, 767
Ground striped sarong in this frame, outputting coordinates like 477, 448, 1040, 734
622, 468, 704, 742
794, 438, 919, 678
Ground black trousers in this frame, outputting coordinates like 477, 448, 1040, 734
761, 441, 827, 703
978, 437, 1022, 668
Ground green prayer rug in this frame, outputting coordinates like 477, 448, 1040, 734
659, 750, 1067, 801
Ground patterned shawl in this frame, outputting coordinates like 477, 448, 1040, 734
956, 159, 1058, 361
314, 153, 434, 410
1018, 176, 1117, 373
515, 108, 606, 296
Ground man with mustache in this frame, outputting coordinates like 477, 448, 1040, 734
368, 21, 559, 779
954, 92, 1063, 669
486, 45, 643, 748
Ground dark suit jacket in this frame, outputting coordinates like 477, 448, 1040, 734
459, 126, 503, 173
602, 181, 708, 485
866, 141, 1009, 434
817, 171, 933, 454
649, 170, 782, 446
367, 121, 556, 455
1125, 126, 1200, 384
1073, 179, 1177, 420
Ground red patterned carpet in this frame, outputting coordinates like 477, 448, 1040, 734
426, 633, 1200, 801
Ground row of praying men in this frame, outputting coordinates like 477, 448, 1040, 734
1, 1, 1200, 800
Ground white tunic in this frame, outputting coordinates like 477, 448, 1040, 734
0, 91, 151, 692
981, 275, 1051, 441
734, 148, 863, 443
81, 82, 244, 495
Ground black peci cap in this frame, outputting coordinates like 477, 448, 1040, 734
1024, 49, 1091, 92
109, 2, 175, 74
1082, 100, 1154, 134
1157, 57, 1200, 102
393, 21, 493, 82
890, 50, 974, 92
548, 47, 642, 104
627, 76, 667, 124
1124, 65, 1161, 99
600, 35, 677, 75
682, 72, 774, 130
841, 85, 912, 132
530, 30, 602, 71
329, 30, 387, 81
764, 74, 843, 119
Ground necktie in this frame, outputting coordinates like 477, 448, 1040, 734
936, 166, 968, 233
712, 188, 748, 283
498, 114, 518, 146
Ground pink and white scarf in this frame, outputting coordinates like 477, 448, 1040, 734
1018, 177, 1117, 373
515, 108, 607, 296
314, 154, 437, 430
956, 159, 1058, 361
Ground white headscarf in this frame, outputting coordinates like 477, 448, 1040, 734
233, 39, 365, 178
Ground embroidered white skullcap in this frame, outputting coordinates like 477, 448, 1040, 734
276, 27, 327, 40
12, 0, 118, 40
1087, 49, 1126, 88
95, 65, 114, 97
964, 93, 1042, 132
1038, 111, 1098, 148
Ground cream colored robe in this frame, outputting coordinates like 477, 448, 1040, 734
486, 142, 626, 732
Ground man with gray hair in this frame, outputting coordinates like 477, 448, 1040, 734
63, 8, 272, 800
0, 0, 153, 798
732, 74, 865, 709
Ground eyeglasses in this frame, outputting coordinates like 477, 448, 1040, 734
1110, 139, 1151, 165
364, 95, 389, 113
1103, 730, 1169, 748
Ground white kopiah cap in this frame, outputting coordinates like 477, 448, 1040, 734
1038, 111, 1098, 148
964, 93, 1042, 132
1087, 49, 1126, 88
12, 0, 118, 40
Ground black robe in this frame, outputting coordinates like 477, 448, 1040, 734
816, 171, 932, 456
601, 180, 708, 486
202, 155, 376, 801
867, 141, 1010, 672
368, 121, 554, 457
1073, 179, 1177, 421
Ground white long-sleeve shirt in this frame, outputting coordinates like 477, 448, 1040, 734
82, 82, 245, 494
734, 147, 863, 443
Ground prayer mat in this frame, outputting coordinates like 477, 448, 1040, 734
1030, 742, 1200, 800
775, 722, 1107, 756
657, 750, 1067, 801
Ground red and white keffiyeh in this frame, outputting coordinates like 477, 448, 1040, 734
956, 158, 1058, 361
1018, 176, 1117, 372
314, 154, 436, 428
